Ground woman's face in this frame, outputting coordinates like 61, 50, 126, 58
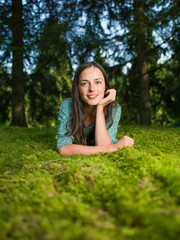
79, 66, 106, 107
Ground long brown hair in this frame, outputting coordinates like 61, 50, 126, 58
67, 62, 117, 145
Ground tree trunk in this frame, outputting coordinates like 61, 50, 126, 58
11, 0, 27, 126
134, 0, 151, 125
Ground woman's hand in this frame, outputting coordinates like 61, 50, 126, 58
115, 136, 134, 149
98, 89, 116, 108
108, 136, 134, 152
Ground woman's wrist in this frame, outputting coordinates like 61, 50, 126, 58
106, 144, 117, 153
96, 104, 104, 111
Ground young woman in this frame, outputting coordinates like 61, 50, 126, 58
57, 62, 134, 155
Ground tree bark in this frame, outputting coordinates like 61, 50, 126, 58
134, 0, 151, 125
11, 0, 27, 126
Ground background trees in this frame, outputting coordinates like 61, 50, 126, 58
0, 0, 179, 126
28, 20, 72, 124
11, 0, 26, 126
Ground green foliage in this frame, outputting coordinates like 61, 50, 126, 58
0, 125, 180, 240
27, 21, 72, 125
151, 59, 180, 125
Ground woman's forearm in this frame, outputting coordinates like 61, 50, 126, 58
58, 144, 115, 155
95, 105, 111, 146
58, 136, 134, 155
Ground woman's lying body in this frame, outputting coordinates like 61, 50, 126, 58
57, 62, 134, 155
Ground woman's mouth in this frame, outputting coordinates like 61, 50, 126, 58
87, 94, 98, 100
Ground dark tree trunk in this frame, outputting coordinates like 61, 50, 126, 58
11, 0, 27, 126
134, 0, 151, 125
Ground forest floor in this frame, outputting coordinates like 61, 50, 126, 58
0, 125, 180, 240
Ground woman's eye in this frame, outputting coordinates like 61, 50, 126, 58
81, 82, 87, 86
96, 81, 102, 84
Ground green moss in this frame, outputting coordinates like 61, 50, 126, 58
0, 126, 180, 240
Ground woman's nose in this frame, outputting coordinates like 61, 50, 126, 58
89, 83, 95, 92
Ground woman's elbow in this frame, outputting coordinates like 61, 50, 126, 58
58, 145, 70, 155
58, 146, 63, 155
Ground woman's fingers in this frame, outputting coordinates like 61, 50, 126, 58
123, 136, 134, 146
105, 89, 116, 101
116, 136, 134, 149
98, 89, 116, 107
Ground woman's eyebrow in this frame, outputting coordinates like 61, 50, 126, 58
79, 78, 103, 82
79, 79, 89, 82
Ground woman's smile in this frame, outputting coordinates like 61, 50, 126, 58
87, 94, 98, 100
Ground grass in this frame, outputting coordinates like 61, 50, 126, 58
0, 125, 180, 240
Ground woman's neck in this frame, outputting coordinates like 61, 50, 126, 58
84, 105, 97, 126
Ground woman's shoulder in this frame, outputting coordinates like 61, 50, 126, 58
60, 98, 72, 109
116, 103, 121, 112
59, 98, 72, 117
112, 102, 121, 114
110, 102, 121, 121
61, 98, 72, 106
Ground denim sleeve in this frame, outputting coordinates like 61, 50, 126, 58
56, 99, 74, 148
107, 104, 121, 144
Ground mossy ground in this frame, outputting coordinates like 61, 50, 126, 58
0, 125, 180, 240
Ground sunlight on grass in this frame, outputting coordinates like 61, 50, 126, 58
0, 126, 180, 240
